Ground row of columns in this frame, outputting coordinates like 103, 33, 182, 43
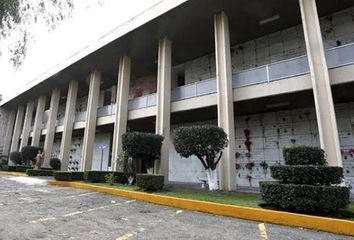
3, 0, 342, 189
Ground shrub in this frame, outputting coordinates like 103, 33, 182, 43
9, 152, 23, 165
0, 156, 8, 168
122, 132, 164, 171
172, 125, 228, 191
21, 146, 42, 165
260, 145, 350, 214
15, 166, 33, 172
2, 165, 16, 171
84, 171, 122, 182
53, 171, 84, 181
49, 158, 61, 170
283, 146, 325, 166
105, 173, 117, 185
136, 174, 164, 191
26, 169, 53, 176
260, 182, 349, 213
270, 165, 343, 185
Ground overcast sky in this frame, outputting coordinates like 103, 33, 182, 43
0, 0, 160, 100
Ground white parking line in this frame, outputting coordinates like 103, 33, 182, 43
62, 211, 83, 217
30, 217, 56, 224
258, 223, 269, 240
30, 199, 135, 223
115, 228, 145, 240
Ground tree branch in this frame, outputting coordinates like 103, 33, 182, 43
196, 153, 208, 170
212, 151, 223, 170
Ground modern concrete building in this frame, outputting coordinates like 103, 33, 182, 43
1, 0, 354, 192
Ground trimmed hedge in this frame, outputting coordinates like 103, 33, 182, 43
53, 171, 84, 181
15, 166, 33, 172
270, 165, 343, 185
136, 174, 164, 191
260, 182, 350, 213
283, 146, 325, 165
84, 171, 131, 183
26, 169, 54, 176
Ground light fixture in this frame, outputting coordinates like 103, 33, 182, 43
259, 14, 280, 25
265, 101, 290, 109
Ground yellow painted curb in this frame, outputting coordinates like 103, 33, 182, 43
48, 180, 354, 237
0, 171, 27, 177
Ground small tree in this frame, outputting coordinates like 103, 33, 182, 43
172, 125, 228, 191
9, 152, 23, 165
21, 146, 42, 165
122, 132, 164, 174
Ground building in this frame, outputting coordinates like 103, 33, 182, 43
1, 0, 354, 192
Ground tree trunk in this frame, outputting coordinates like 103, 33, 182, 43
206, 168, 218, 191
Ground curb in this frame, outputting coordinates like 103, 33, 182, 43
0, 171, 27, 177
48, 180, 354, 237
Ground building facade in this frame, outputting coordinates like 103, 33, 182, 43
1, 0, 354, 192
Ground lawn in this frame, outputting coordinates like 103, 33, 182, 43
91, 182, 354, 217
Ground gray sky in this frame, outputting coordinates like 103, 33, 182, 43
0, 0, 160, 100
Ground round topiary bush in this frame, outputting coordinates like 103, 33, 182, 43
122, 132, 164, 173
283, 145, 325, 165
260, 145, 350, 213
49, 158, 61, 170
9, 152, 23, 165
172, 125, 228, 191
270, 165, 343, 185
21, 146, 42, 165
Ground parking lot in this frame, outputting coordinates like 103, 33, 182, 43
0, 174, 352, 240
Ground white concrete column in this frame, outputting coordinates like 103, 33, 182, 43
81, 71, 101, 171
214, 12, 236, 191
43, 88, 61, 166
299, 0, 342, 166
9, 106, 25, 165
3, 110, 16, 156
31, 95, 46, 146
59, 80, 78, 171
112, 56, 131, 171
10, 106, 25, 152
19, 101, 34, 150
155, 38, 172, 183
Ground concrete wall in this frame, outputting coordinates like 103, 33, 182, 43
168, 102, 354, 194
184, 7, 354, 84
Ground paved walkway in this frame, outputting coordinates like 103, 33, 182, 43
0, 174, 352, 240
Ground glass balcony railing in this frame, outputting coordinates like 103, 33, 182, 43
128, 93, 157, 110
97, 104, 116, 117
170, 42, 354, 102
74, 112, 86, 122
56, 117, 65, 126
36, 43, 353, 119
326, 43, 354, 68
